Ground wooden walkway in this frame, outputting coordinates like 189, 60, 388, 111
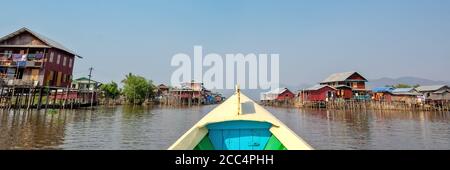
0, 85, 98, 110
296, 100, 450, 112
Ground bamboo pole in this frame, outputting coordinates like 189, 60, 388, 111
37, 87, 43, 110
45, 87, 50, 110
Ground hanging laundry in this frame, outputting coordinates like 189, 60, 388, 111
27, 54, 36, 60
35, 53, 44, 60
18, 61, 27, 67
12, 54, 22, 61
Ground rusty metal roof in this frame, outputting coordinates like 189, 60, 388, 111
0, 27, 82, 58
321, 71, 367, 83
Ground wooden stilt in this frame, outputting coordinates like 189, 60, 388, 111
0, 86, 4, 108
14, 88, 20, 110
45, 87, 50, 110
63, 87, 69, 109
53, 89, 57, 109
37, 87, 43, 110
31, 88, 36, 109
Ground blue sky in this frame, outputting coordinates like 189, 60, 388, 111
1, 0, 450, 87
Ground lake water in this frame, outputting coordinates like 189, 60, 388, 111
1, 105, 449, 150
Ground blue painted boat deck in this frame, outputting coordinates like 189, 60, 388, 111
206, 121, 272, 150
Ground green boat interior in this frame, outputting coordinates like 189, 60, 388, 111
194, 120, 287, 150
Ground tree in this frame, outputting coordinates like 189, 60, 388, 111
121, 73, 155, 105
146, 80, 157, 101
394, 84, 412, 88
100, 81, 121, 100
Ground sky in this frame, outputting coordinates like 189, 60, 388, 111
1, 0, 450, 88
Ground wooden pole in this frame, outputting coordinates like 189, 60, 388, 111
14, 88, 20, 110
53, 88, 57, 108
26, 87, 31, 109
0, 86, 3, 108
45, 87, 50, 109
37, 87, 43, 110
31, 88, 36, 109
63, 86, 69, 109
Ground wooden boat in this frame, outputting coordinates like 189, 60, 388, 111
168, 87, 313, 150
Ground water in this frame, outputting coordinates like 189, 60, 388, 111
0, 106, 449, 150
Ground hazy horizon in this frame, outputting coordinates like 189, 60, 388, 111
1, 0, 449, 88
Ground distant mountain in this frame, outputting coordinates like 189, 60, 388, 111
368, 77, 449, 89
214, 77, 449, 101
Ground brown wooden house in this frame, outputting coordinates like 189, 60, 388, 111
391, 88, 422, 104
0, 27, 81, 87
371, 87, 395, 102
298, 85, 336, 102
335, 85, 353, 100
416, 85, 450, 102
261, 88, 295, 102
170, 81, 205, 104
320, 71, 369, 98
157, 84, 170, 96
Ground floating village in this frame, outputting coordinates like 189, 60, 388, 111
0, 28, 449, 113
0, 28, 225, 110
0, 27, 449, 151
261, 72, 450, 111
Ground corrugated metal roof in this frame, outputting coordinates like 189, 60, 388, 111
372, 87, 394, 93
393, 92, 422, 96
304, 85, 336, 91
433, 89, 450, 94
321, 71, 367, 83
0, 45, 51, 48
261, 88, 292, 100
264, 88, 289, 95
391, 88, 421, 96
415, 85, 449, 92
72, 77, 100, 84
0, 27, 82, 58
392, 88, 414, 93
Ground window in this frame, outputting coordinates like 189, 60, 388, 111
352, 82, 358, 88
49, 52, 54, 62
3, 50, 12, 58
69, 58, 73, 68
63, 56, 67, 66
57, 55, 61, 64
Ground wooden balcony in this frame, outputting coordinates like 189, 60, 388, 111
0, 60, 43, 68
0, 78, 39, 87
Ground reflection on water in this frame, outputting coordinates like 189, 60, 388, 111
0, 106, 449, 150
267, 107, 450, 150
0, 109, 67, 149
